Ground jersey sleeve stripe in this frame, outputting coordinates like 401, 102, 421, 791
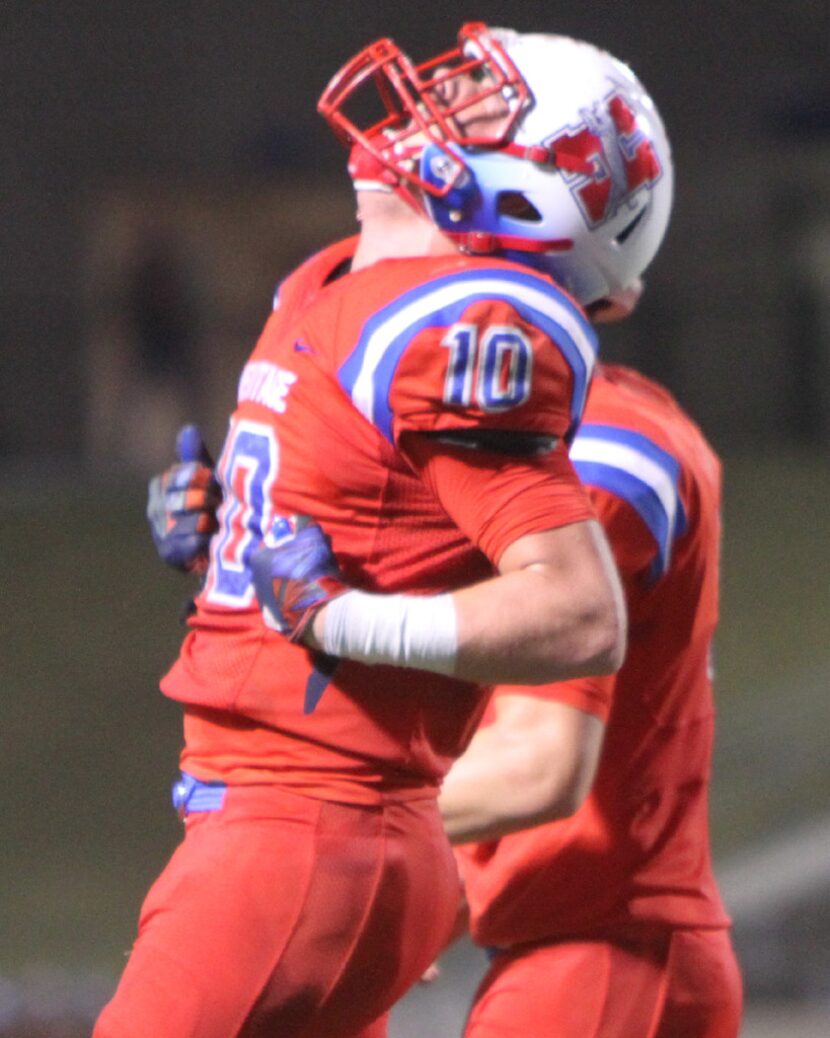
338, 268, 598, 442
570, 423, 687, 576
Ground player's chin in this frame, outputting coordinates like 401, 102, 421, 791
586, 280, 643, 324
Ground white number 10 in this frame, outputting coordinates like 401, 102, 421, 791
442, 323, 533, 411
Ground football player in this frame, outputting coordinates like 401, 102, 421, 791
439, 360, 744, 1038
96, 26, 672, 1038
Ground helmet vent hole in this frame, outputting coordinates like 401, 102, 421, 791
497, 191, 542, 222
616, 207, 647, 244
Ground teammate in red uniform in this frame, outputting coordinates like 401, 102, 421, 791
438, 362, 743, 1037
97, 25, 673, 1038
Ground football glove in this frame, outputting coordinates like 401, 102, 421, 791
251, 515, 349, 641
147, 424, 222, 573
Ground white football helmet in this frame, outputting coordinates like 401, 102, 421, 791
319, 23, 673, 308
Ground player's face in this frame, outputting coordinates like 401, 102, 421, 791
433, 66, 513, 142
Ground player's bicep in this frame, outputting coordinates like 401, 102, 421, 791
401, 432, 595, 565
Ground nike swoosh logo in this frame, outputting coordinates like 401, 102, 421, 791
293, 340, 316, 354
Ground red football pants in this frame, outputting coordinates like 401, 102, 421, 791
464, 929, 743, 1038
94, 784, 461, 1038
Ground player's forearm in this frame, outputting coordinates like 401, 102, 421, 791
439, 727, 542, 843
451, 564, 624, 684
307, 576, 622, 684
439, 723, 583, 844
307, 521, 626, 685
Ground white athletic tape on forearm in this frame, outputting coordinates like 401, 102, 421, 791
321, 590, 458, 675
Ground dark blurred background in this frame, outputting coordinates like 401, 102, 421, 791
1, 1, 829, 1034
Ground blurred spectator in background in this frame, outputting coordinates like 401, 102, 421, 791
85, 215, 203, 475
126, 231, 198, 391
119, 228, 201, 470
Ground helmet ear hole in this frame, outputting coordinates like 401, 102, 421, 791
496, 191, 542, 222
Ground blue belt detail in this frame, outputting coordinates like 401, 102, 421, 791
171, 772, 227, 816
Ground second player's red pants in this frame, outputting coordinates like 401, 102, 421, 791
464, 928, 743, 1038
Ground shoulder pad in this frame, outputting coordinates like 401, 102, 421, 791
570, 422, 687, 578
338, 266, 598, 443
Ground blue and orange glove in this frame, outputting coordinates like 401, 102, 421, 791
251, 515, 349, 641
147, 424, 222, 573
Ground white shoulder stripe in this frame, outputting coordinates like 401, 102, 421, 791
570, 435, 680, 535
351, 275, 596, 425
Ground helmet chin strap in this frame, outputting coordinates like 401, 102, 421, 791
448, 229, 573, 255
349, 140, 433, 218
350, 138, 577, 258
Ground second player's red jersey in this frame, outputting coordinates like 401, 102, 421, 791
161, 239, 599, 803
458, 364, 732, 937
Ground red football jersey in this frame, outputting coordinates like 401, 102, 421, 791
458, 364, 732, 938
161, 240, 599, 803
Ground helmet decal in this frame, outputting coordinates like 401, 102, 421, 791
550, 90, 664, 229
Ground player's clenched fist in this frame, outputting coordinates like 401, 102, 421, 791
147, 424, 222, 573
251, 516, 349, 641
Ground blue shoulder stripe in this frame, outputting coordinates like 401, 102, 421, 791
338, 268, 597, 442
570, 422, 687, 578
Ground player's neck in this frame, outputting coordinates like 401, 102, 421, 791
351, 189, 459, 270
